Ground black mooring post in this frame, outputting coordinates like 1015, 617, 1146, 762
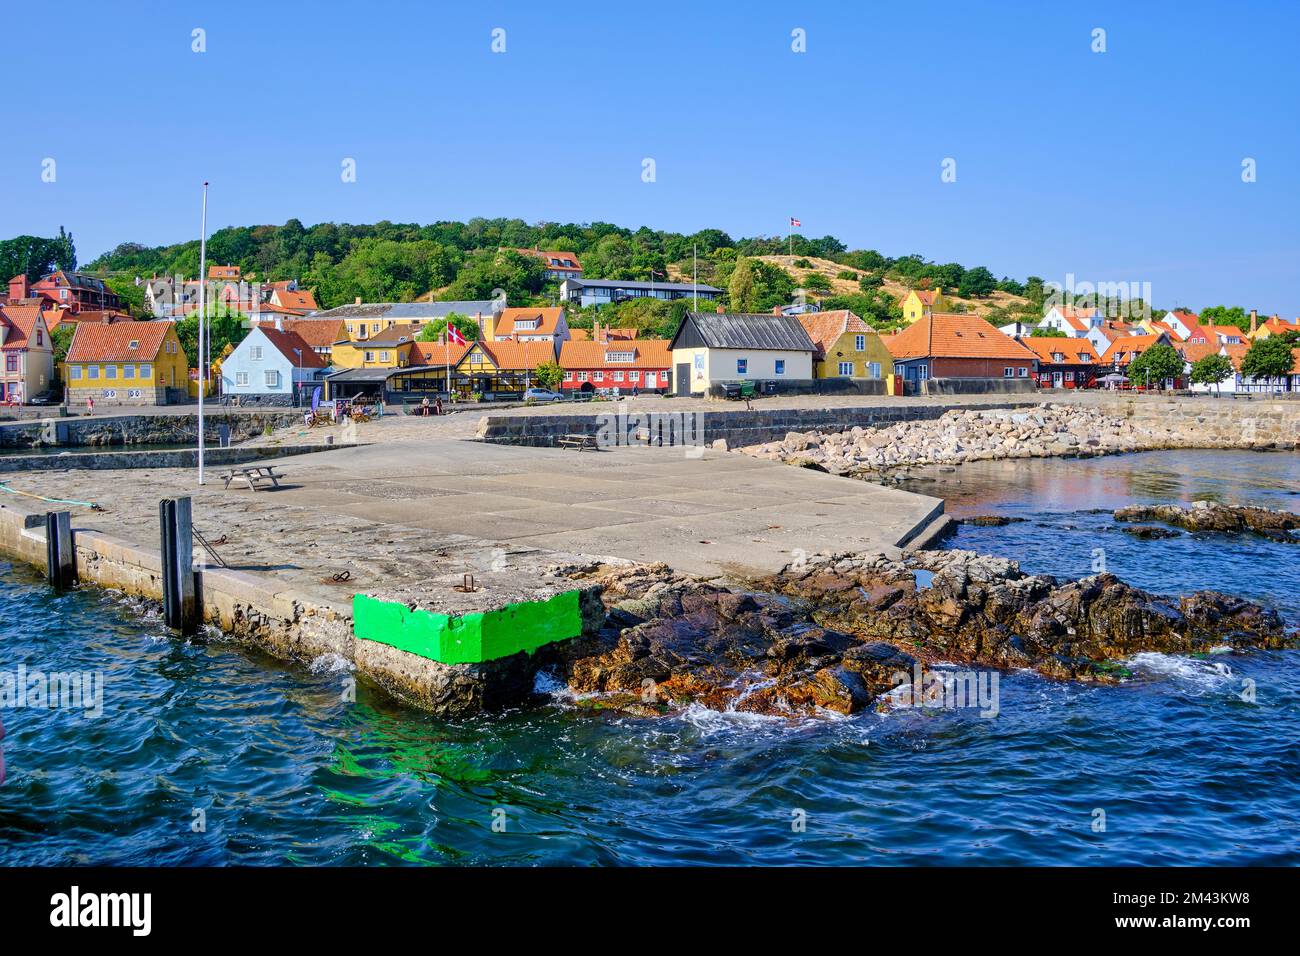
159, 499, 177, 628
44, 511, 75, 588
45, 512, 58, 588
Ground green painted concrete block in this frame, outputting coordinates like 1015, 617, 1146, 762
353, 589, 582, 665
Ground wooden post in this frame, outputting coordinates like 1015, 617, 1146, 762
44, 511, 75, 588
159, 497, 198, 633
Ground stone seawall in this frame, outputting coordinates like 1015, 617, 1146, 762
1120, 397, 1300, 448
476, 398, 1043, 448
0, 411, 301, 448
0, 443, 342, 473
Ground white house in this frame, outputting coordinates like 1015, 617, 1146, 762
668, 311, 815, 396
1040, 305, 1104, 337
560, 277, 723, 308
220, 323, 328, 405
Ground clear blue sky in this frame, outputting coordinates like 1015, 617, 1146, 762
3, 0, 1297, 315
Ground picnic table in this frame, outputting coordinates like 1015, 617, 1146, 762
557, 433, 598, 451
221, 465, 286, 491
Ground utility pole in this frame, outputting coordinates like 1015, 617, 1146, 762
197, 182, 208, 484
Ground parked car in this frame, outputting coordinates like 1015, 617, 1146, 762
524, 387, 565, 402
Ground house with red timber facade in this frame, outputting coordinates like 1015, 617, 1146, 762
9, 271, 122, 315
886, 312, 1038, 388
559, 333, 672, 393
1020, 336, 1102, 389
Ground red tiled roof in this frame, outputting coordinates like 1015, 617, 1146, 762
479, 340, 557, 370
411, 339, 473, 366
1020, 337, 1101, 365
208, 265, 240, 279
569, 326, 638, 341
1101, 333, 1168, 366
256, 327, 327, 369
495, 307, 564, 338
887, 313, 1038, 361
559, 339, 671, 369
66, 321, 175, 363
280, 318, 346, 349
271, 288, 318, 312
0, 303, 48, 349
795, 310, 873, 358
1178, 341, 1223, 364
515, 249, 582, 271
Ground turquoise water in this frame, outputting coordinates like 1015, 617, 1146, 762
1, 450, 1297, 865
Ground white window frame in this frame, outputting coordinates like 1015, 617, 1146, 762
265, 369, 280, 388
838, 361, 854, 376
855, 335, 865, 351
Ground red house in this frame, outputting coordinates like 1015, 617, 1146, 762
559, 333, 671, 393
10, 271, 122, 314
1021, 336, 1101, 388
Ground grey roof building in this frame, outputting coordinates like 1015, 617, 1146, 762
311, 300, 499, 322
669, 312, 816, 352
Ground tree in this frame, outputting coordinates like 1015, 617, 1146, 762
728, 257, 756, 312
174, 309, 250, 365
417, 312, 480, 342
1199, 305, 1252, 333
50, 324, 76, 388
1240, 336, 1296, 382
0, 231, 76, 283
1030, 327, 1068, 338
105, 277, 145, 316
533, 360, 564, 391
957, 266, 996, 298
1127, 343, 1184, 389
1189, 353, 1234, 394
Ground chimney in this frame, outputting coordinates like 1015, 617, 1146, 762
1250, 309, 1258, 333
716, 305, 725, 314
479, 310, 494, 340
8, 274, 29, 303
354, 296, 362, 305
772, 306, 783, 315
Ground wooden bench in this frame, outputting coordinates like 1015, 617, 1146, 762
221, 465, 286, 491
557, 433, 598, 451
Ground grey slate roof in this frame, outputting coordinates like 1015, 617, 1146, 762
681, 312, 816, 351
563, 278, 722, 293
313, 300, 498, 320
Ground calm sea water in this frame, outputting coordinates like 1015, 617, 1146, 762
1, 450, 1297, 866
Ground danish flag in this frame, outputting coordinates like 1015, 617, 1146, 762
446, 324, 467, 346
789, 217, 801, 228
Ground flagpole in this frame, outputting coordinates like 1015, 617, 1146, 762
692, 243, 698, 311
197, 181, 208, 485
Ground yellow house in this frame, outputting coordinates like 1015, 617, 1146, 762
899, 287, 949, 324
65, 321, 188, 406
1250, 315, 1299, 340
329, 324, 419, 369
796, 311, 891, 379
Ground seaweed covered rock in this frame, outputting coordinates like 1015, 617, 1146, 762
1114, 501, 1300, 543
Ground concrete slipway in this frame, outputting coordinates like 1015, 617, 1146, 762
0, 438, 944, 713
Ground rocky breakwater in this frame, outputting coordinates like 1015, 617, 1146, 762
1115, 501, 1300, 544
543, 551, 1293, 718
740, 404, 1187, 475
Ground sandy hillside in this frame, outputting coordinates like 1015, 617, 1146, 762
668, 254, 1030, 318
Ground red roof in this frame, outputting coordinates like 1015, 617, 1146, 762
279, 318, 346, 349
479, 340, 557, 369
411, 339, 473, 366
0, 303, 49, 350
66, 321, 177, 363
256, 327, 327, 368
1020, 337, 1101, 365
495, 307, 565, 338
270, 288, 319, 312
795, 310, 874, 358
558, 339, 671, 369
1101, 333, 1169, 366
887, 313, 1038, 361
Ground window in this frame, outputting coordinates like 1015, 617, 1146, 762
88, 366, 100, 380
613, 371, 624, 381
855, 334, 866, 351
919, 364, 930, 380
605, 350, 635, 362
250, 346, 263, 361
379, 351, 390, 362
1065, 371, 1075, 382
1004, 367, 1014, 377
775, 359, 785, 375
576, 372, 587, 382
593, 372, 604, 381
838, 361, 854, 376
35, 329, 42, 346
736, 358, 748, 374
105, 365, 117, 379
129, 339, 140, 350
236, 371, 249, 387
139, 364, 152, 379
868, 362, 881, 379
693, 354, 704, 370
364, 351, 375, 362
70, 366, 82, 380
629, 370, 640, 381
371, 323, 380, 333
265, 370, 280, 388
123, 365, 135, 379
564, 371, 573, 381
4, 355, 16, 373
1018, 367, 1028, 377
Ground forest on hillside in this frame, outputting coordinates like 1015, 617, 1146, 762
78, 218, 1036, 335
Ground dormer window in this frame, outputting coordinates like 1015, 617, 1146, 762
129, 339, 139, 350
605, 350, 635, 362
